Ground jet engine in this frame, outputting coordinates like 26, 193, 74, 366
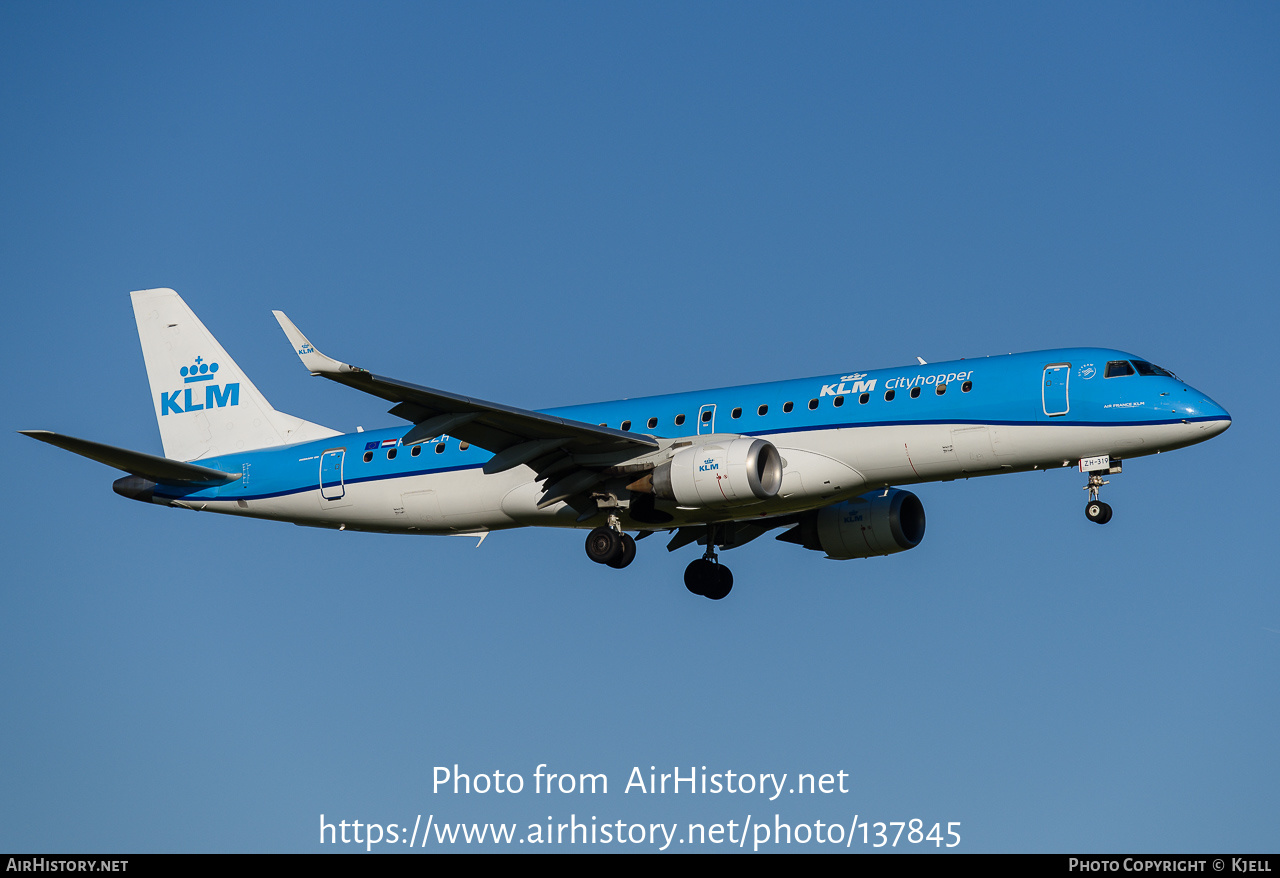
647, 437, 784, 508
778, 489, 925, 560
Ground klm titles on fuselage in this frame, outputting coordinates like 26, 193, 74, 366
818, 368, 975, 397
819, 374, 875, 397
160, 357, 240, 416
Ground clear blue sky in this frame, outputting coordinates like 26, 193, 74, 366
3, 1, 1276, 853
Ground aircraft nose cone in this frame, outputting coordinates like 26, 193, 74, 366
1194, 393, 1231, 437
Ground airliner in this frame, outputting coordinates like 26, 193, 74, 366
22, 289, 1231, 600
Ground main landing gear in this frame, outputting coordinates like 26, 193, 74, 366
585, 519, 636, 569
683, 525, 733, 601
583, 518, 734, 600
684, 557, 733, 601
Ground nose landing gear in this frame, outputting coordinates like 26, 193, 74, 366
1081, 457, 1118, 524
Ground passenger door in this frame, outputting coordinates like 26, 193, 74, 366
1042, 364, 1070, 417
320, 449, 346, 500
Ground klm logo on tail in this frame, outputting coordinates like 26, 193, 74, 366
160, 357, 240, 416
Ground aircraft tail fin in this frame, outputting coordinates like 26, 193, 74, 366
131, 288, 338, 461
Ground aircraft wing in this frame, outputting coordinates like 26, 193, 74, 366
19, 431, 241, 486
273, 312, 659, 508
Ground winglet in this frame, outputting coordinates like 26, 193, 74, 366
272, 311, 362, 376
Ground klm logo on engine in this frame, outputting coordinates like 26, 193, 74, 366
159, 356, 240, 416
820, 373, 876, 397
699, 457, 719, 472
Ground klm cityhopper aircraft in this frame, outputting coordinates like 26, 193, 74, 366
23, 289, 1231, 600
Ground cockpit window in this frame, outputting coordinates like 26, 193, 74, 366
1105, 360, 1134, 378
1131, 360, 1175, 378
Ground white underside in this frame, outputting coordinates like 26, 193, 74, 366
183, 420, 1223, 535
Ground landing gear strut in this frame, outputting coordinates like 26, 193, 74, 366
585, 517, 636, 569
683, 525, 733, 600
1083, 470, 1113, 524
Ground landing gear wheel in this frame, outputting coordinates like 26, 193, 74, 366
684, 558, 713, 595
684, 558, 733, 600
585, 526, 623, 564
607, 534, 637, 569
1085, 500, 1113, 524
703, 565, 733, 601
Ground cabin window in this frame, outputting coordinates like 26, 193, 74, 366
885, 389, 896, 401
1105, 360, 1134, 378
962, 381, 972, 392
621, 421, 631, 431
808, 399, 818, 410
731, 407, 742, 419
937, 383, 946, 395
757, 404, 769, 416
458, 442, 469, 451
833, 396, 844, 407
783, 401, 794, 413
435, 442, 445, 454
387, 448, 397, 460
363, 451, 373, 463
647, 417, 657, 429
674, 414, 686, 426
411, 445, 421, 457
701, 410, 712, 423
910, 387, 921, 399
859, 393, 870, 404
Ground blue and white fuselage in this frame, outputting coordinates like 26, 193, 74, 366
131, 349, 1227, 532
23, 290, 1231, 600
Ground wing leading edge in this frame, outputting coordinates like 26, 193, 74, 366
272, 312, 660, 509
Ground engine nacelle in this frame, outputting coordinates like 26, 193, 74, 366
651, 437, 783, 508
780, 489, 926, 559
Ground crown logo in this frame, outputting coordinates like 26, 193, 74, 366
180, 356, 220, 383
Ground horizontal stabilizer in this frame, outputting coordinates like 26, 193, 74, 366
19, 431, 241, 487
